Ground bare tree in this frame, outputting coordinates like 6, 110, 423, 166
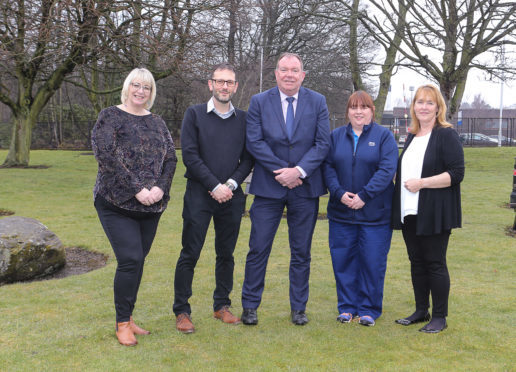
471, 94, 492, 109
301, 0, 412, 122
222, 0, 357, 114
0, 0, 116, 166
363, 0, 516, 120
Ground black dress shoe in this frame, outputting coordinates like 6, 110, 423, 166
241, 308, 258, 325
291, 310, 309, 325
395, 312, 431, 326
419, 318, 447, 333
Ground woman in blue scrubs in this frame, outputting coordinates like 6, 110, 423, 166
323, 91, 398, 326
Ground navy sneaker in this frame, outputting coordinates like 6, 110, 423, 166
337, 312, 353, 323
358, 315, 375, 327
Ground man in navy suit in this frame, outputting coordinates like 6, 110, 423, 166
241, 52, 330, 325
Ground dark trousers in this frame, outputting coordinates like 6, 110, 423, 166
173, 180, 246, 315
94, 195, 162, 323
241, 193, 319, 311
401, 215, 451, 318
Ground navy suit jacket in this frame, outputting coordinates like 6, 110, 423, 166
246, 86, 330, 199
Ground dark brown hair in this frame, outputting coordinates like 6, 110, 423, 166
346, 91, 376, 122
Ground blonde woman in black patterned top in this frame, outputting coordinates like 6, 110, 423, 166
92, 68, 177, 346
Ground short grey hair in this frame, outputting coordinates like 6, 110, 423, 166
276, 52, 304, 71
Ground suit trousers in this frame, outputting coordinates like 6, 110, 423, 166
94, 195, 162, 322
401, 214, 451, 318
329, 220, 392, 319
173, 180, 246, 315
242, 193, 319, 311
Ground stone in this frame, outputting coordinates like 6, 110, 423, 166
0, 216, 65, 284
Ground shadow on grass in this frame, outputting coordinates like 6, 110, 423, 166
242, 210, 328, 220
0, 164, 51, 169
504, 225, 516, 238
0, 208, 15, 216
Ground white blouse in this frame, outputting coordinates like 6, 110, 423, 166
400, 132, 431, 222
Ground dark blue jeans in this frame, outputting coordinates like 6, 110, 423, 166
95, 195, 162, 322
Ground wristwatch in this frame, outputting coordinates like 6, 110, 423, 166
225, 182, 236, 191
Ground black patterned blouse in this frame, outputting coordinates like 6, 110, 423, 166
92, 106, 177, 213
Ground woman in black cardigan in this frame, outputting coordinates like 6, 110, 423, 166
392, 84, 464, 333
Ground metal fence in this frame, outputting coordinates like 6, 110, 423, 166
0, 119, 182, 150
1, 116, 515, 150
330, 114, 516, 147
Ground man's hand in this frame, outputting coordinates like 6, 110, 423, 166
209, 184, 233, 203
274, 168, 302, 189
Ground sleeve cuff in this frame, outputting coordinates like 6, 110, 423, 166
296, 166, 307, 179
227, 178, 238, 189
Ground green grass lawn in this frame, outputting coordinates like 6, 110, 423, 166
0, 148, 515, 371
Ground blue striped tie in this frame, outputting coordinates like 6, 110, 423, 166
286, 97, 295, 139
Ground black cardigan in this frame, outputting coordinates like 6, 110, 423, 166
392, 126, 465, 235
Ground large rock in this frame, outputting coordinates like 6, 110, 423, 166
0, 216, 65, 284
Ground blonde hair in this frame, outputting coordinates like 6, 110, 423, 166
120, 68, 157, 110
409, 84, 452, 134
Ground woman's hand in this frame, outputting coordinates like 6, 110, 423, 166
341, 192, 355, 207
404, 178, 424, 193
135, 188, 151, 205
147, 186, 164, 204
341, 192, 365, 210
136, 186, 164, 206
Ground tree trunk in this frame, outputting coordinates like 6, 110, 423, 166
3, 116, 34, 167
227, 0, 238, 65
349, 0, 363, 91
373, 0, 410, 123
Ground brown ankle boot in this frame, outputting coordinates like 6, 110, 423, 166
130, 316, 151, 335
116, 321, 138, 346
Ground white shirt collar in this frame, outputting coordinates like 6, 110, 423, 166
207, 97, 235, 119
279, 90, 299, 102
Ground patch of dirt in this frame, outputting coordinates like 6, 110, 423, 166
0, 209, 15, 216
31, 246, 108, 282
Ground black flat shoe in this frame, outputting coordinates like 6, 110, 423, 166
419, 318, 447, 333
291, 310, 309, 325
241, 308, 258, 325
395, 312, 431, 326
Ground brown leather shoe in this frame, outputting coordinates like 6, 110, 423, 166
214, 306, 241, 324
130, 316, 150, 335
116, 321, 137, 346
176, 313, 195, 334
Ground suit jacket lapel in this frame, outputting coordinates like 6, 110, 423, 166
269, 87, 289, 138
291, 87, 307, 138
